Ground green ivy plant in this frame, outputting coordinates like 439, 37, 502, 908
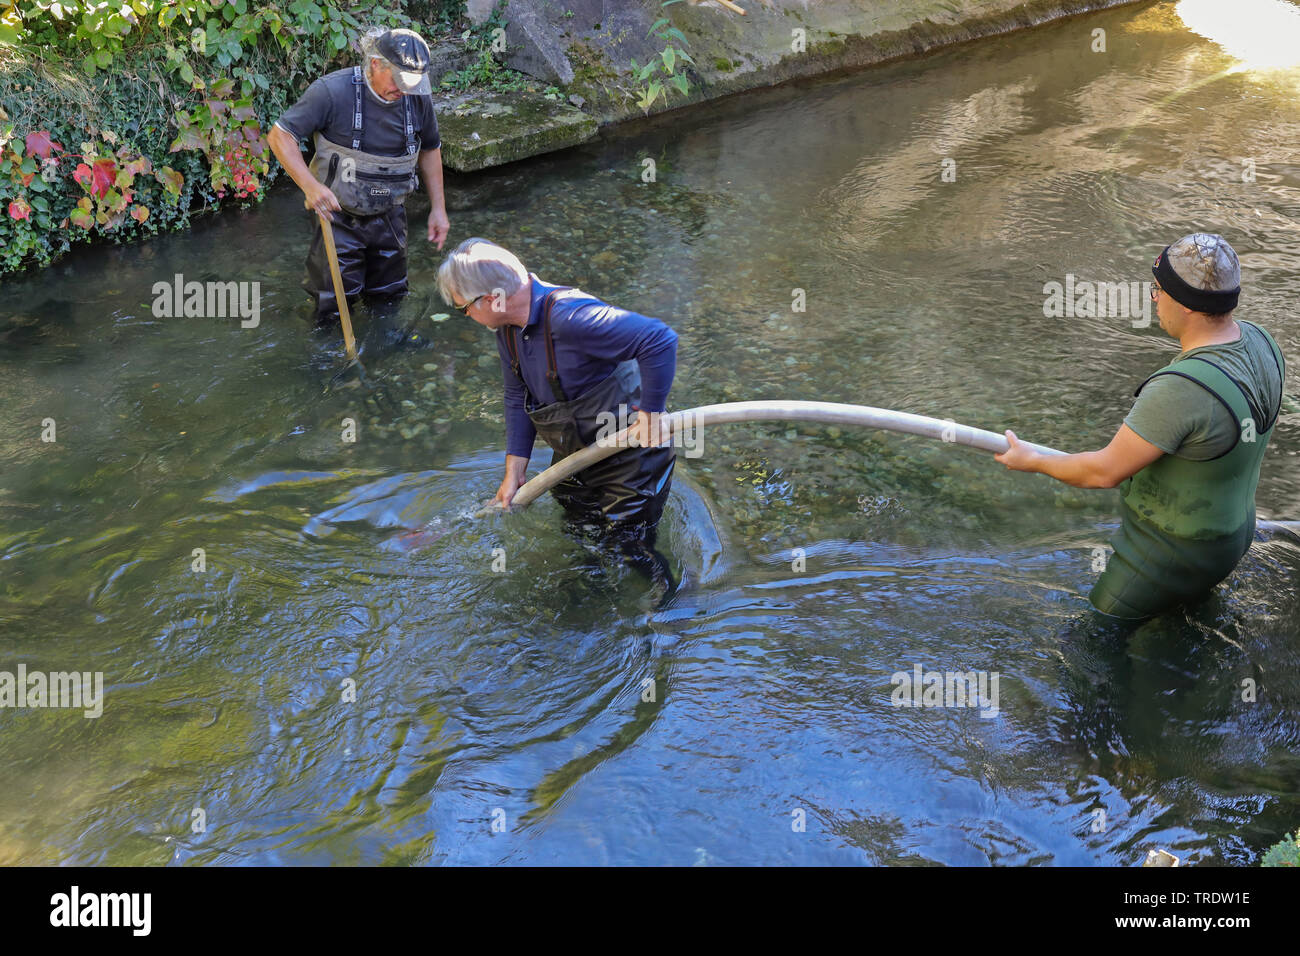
0, 0, 412, 274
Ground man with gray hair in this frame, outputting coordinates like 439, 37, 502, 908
995, 233, 1286, 620
267, 27, 450, 327
438, 238, 680, 594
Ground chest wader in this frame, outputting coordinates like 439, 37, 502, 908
505, 289, 676, 532
303, 66, 420, 320
1091, 322, 1285, 620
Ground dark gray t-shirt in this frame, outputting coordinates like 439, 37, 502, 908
1124, 321, 1284, 460
274, 66, 441, 156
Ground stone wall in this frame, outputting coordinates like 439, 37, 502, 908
438, 0, 1146, 170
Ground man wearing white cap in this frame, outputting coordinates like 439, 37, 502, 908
995, 233, 1286, 620
267, 27, 450, 325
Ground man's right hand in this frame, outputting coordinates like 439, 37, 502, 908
493, 454, 531, 508
304, 182, 341, 221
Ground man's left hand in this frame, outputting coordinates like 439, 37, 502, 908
628, 409, 670, 450
427, 207, 449, 249
994, 429, 1039, 472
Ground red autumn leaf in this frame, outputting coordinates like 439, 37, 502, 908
73, 162, 93, 188
122, 155, 152, 178
24, 131, 63, 159
130, 205, 149, 223
8, 198, 31, 221
19, 171, 33, 187
90, 158, 117, 198
69, 208, 93, 229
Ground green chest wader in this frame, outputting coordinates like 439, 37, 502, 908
1091, 321, 1286, 619
303, 66, 420, 317
504, 289, 676, 527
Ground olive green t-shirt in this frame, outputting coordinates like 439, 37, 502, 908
1124, 321, 1284, 461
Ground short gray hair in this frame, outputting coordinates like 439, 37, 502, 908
359, 28, 396, 76
437, 238, 530, 306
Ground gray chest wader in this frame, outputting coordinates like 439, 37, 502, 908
1091, 322, 1285, 620
505, 289, 676, 528
303, 66, 420, 318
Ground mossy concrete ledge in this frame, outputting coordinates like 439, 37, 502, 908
438, 0, 1144, 172
436, 90, 599, 172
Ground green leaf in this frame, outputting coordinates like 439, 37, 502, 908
648, 17, 669, 33
666, 27, 689, 46
661, 46, 675, 72
672, 72, 689, 96
646, 79, 662, 103
638, 63, 655, 82
0, 23, 20, 45
82, 54, 98, 75
95, 48, 112, 68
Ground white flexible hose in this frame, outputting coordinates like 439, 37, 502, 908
494, 400, 1064, 512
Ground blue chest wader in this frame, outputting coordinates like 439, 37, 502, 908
1091, 321, 1285, 620
505, 289, 678, 591
304, 66, 420, 322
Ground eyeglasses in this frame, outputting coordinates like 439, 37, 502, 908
1150, 281, 1162, 301
454, 293, 487, 314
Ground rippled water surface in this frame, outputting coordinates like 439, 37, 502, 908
3, 1, 1299, 864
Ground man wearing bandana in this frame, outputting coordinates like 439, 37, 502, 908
995, 233, 1286, 620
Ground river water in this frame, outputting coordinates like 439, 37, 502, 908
2, 1, 1299, 865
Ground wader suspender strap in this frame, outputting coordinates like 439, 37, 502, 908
541, 293, 568, 403
351, 66, 364, 150
505, 289, 571, 408
403, 97, 416, 155
1183, 357, 1268, 434
1136, 367, 1242, 460
352, 65, 417, 155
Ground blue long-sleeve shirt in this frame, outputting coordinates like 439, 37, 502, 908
498, 275, 678, 459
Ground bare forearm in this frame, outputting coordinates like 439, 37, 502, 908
505, 454, 529, 483
267, 126, 320, 194
420, 148, 446, 211
1021, 449, 1118, 489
